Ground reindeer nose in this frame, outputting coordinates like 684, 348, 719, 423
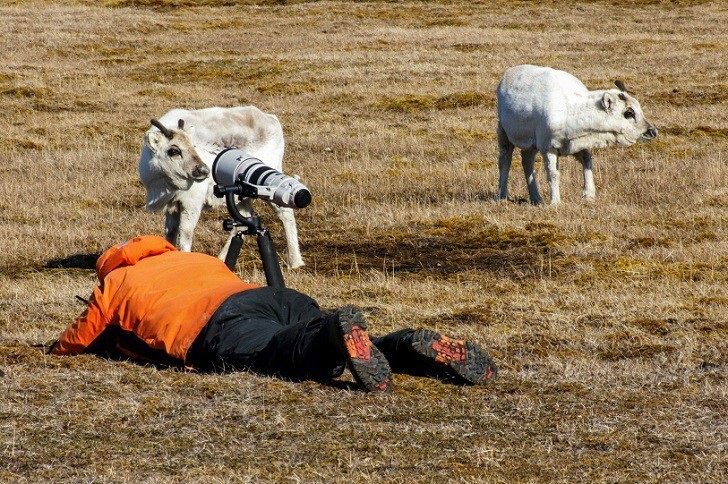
645, 127, 658, 139
193, 165, 210, 179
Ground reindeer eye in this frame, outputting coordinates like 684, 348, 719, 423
167, 147, 181, 157
624, 108, 635, 120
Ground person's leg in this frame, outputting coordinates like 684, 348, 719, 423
191, 287, 336, 377
369, 328, 418, 373
191, 289, 392, 391
252, 297, 392, 391
373, 328, 497, 385
255, 304, 345, 381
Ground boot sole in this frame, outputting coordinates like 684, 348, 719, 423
410, 329, 497, 385
336, 306, 392, 392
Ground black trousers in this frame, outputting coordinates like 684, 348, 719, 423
188, 287, 417, 381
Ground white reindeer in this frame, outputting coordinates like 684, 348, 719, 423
138, 106, 304, 268
496, 65, 658, 204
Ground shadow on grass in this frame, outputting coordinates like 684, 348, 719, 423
44, 253, 100, 270
304, 219, 572, 280
14, 342, 470, 392
28, 327, 373, 392
0, 253, 99, 279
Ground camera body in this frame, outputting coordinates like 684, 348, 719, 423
212, 148, 311, 209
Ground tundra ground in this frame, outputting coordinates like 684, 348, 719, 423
0, 1, 726, 481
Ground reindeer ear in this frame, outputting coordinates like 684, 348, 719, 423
176, 118, 194, 136
601, 91, 617, 113
145, 131, 166, 153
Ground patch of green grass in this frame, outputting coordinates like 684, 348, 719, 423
424, 17, 469, 27
597, 330, 678, 360
374, 91, 493, 112
2, 85, 56, 99
625, 236, 674, 249
102, 0, 305, 8
651, 85, 728, 107
662, 125, 728, 138
130, 58, 293, 84
628, 317, 674, 336
0, 138, 44, 150
257, 82, 317, 95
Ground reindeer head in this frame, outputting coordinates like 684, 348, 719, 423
600, 80, 658, 146
144, 118, 210, 186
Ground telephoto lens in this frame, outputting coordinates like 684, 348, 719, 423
212, 148, 311, 209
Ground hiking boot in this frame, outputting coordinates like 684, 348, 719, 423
409, 329, 497, 385
334, 306, 392, 392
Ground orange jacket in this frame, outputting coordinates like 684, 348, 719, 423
53, 235, 259, 361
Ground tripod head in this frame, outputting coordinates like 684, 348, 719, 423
213, 182, 286, 288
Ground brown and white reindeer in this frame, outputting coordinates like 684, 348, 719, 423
138, 106, 304, 268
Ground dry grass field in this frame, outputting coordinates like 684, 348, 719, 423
0, 0, 726, 481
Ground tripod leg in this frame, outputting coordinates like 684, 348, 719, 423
223, 232, 245, 272
257, 230, 285, 288
218, 231, 237, 261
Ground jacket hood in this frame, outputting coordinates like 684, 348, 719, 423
96, 235, 176, 280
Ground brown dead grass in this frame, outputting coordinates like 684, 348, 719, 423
0, 0, 726, 481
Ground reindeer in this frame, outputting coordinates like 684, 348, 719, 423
138, 106, 304, 268
496, 65, 658, 204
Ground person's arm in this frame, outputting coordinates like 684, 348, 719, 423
52, 286, 110, 356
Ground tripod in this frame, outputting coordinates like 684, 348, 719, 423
214, 182, 285, 288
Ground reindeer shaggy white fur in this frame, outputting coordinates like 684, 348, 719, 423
496, 65, 658, 205
138, 106, 304, 268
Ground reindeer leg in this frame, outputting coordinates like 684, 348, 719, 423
521, 148, 542, 205
268, 203, 304, 269
164, 203, 181, 247
575, 149, 595, 200
177, 202, 203, 252
542, 149, 561, 205
497, 122, 514, 201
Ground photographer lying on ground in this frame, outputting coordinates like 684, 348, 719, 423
51, 236, 497, 392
